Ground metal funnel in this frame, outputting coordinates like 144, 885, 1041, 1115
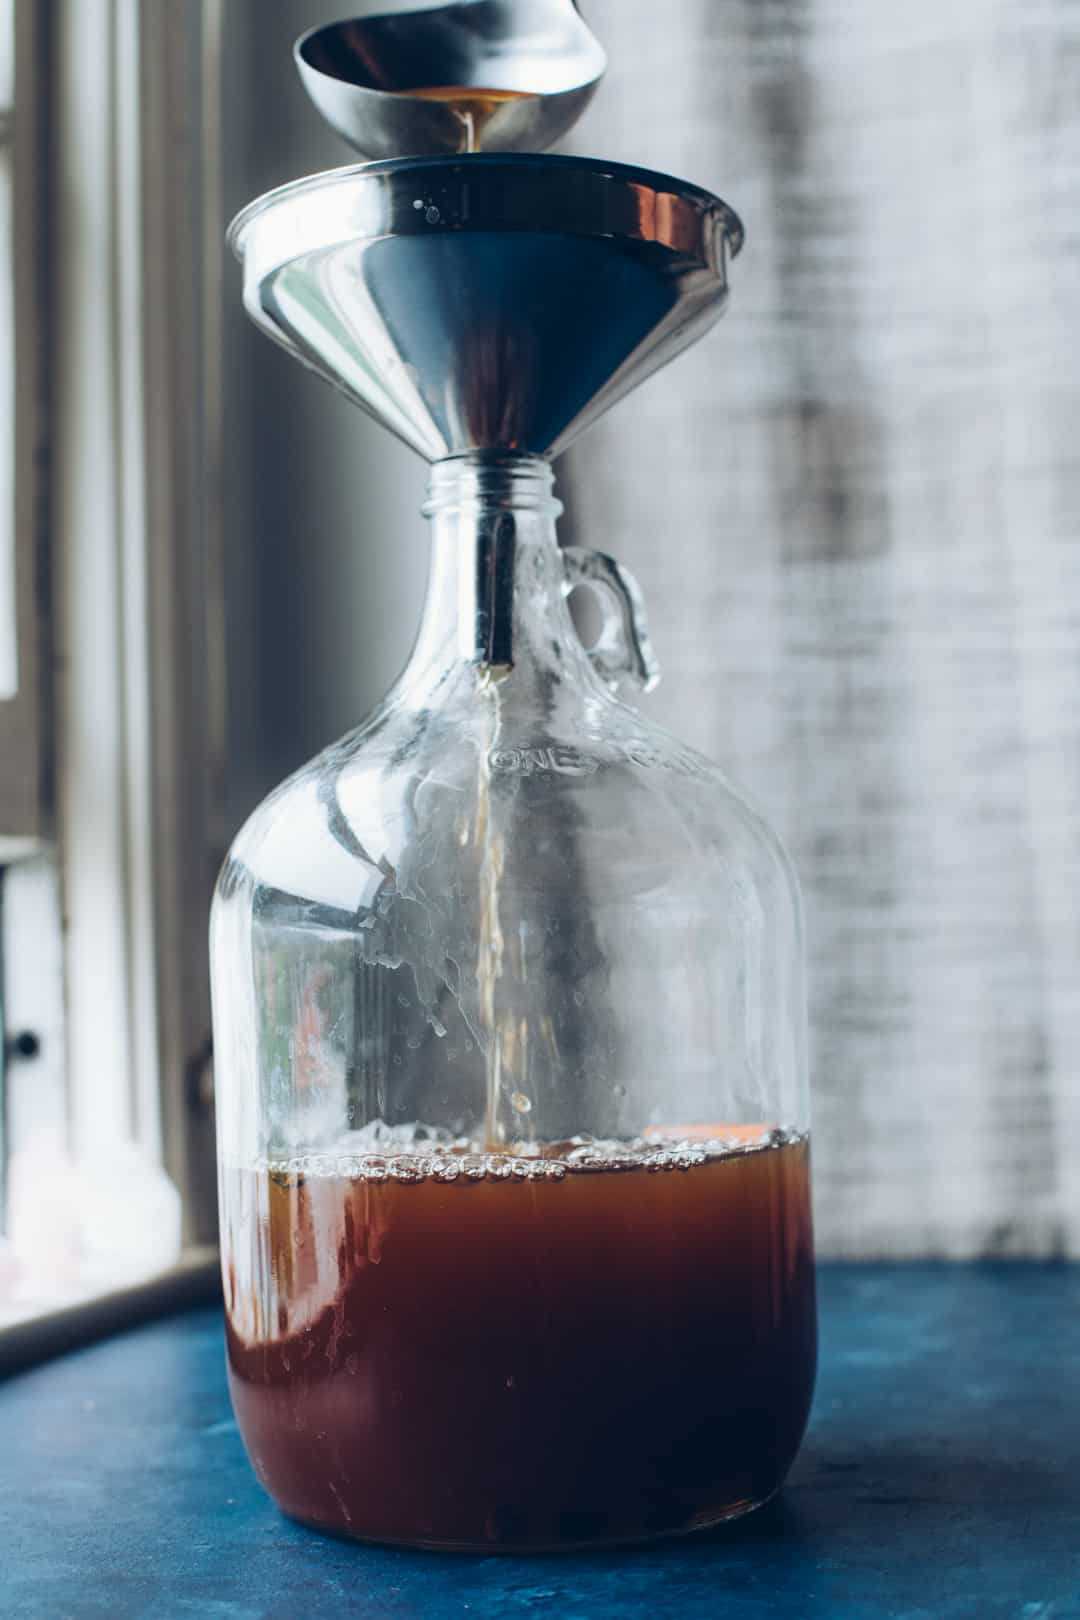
230, 154, 744, 463
296, 2, 606, 159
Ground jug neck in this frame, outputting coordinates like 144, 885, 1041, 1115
404, 452, 597, 697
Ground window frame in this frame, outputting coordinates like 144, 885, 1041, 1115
53, 0, 226, 1239
0, 0, 52, 847
1, 0, 227, 1329
135, 0, 227, 1241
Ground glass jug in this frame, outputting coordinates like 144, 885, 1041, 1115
212, 449, 814, 1550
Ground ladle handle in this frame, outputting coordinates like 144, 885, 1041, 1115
562, 546, 660, 693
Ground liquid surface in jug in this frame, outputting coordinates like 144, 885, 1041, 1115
223, 1127, 816, 1550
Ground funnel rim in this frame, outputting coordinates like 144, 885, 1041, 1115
230, 152, 740, 462
228, 152, 744, 262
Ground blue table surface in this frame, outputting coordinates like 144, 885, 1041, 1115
2, 1265, 1078, 1619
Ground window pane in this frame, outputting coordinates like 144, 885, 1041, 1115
0, 0, 11, 110
0, 0, 14, 700
0, 141, 14, 700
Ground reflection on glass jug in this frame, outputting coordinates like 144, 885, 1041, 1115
212, 25, 815, 1552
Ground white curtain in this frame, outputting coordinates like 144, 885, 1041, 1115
563, 0, 1080, 1257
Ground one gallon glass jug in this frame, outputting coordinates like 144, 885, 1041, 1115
212, 152, 815, 1551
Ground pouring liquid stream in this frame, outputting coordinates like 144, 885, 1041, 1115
475, 665, 524, 1150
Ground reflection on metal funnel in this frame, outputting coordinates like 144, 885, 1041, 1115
230, 154, 744, 463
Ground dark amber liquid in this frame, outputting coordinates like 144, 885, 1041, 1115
394, 85, 530, 152
223, 1137, 816, 1550
400, 84, 530, 108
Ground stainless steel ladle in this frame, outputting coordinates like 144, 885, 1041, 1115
295, 1, 606, 158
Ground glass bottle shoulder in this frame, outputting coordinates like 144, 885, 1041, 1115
214, 679, 801, 934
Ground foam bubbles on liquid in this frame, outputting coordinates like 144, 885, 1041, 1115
255, 1125, 800, 1186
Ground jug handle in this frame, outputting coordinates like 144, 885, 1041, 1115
561, 546, 660, 693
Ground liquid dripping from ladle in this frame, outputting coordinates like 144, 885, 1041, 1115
392, 85, 530, 153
